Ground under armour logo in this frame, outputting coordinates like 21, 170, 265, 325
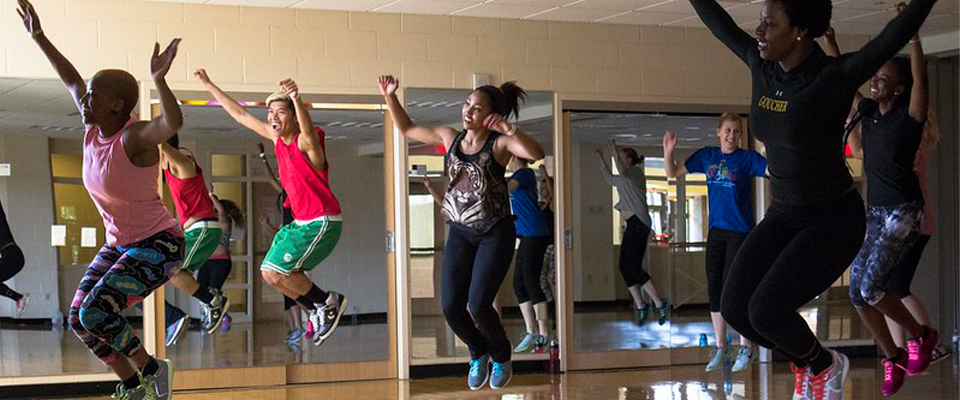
157, 241, 179, 253
775, 90, 783, 97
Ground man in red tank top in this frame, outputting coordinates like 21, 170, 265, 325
195, 70, 347, 347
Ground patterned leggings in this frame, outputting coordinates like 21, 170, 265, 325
849, 202, 923, 307
69, 228, 183, 364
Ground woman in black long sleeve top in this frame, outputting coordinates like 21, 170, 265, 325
689, 0, 937, 399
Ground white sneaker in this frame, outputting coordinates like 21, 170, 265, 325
705, 347, 729, 372
732, 345, 757, 372
805, 349, 849, 400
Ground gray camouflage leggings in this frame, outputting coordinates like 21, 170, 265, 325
849, 201, 923, 307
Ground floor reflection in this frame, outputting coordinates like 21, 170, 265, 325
43, 357, 959, 399
576, 299, 873, 352
412, 314, 549, 361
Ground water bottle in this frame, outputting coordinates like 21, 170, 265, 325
699, 333, 708, 347
549, 340, 560, 374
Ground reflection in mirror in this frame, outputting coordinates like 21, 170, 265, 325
570, 111, 873, 359
163, 103, 390, 369
402, 88, 556, 364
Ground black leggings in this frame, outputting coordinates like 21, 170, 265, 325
441, 219, 516, 363
198, 258, 233, 291
887, 234, 930, 297
165, 258, 232, 327
0, 244, 24, 301
720, 190, 865, 362
513, 235, 551, 304
705, 228, 748, 313
619, 216, 652, 287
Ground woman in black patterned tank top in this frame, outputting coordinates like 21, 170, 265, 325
380, 75, 544, 390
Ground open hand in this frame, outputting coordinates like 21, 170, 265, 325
419, 175, 431, 187
193, 68, 213, 86
483, 113, 512, 133
151, 39, 182, 81
663, 131, 677, 152
16, 0, 42, 37
378, 75, 399, 97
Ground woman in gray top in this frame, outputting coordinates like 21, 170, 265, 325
598, 141, 669, 325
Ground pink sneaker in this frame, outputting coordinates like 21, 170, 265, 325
882, 350, 907, 397
906, 326, 939, 376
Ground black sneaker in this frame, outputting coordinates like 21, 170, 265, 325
655, 298, 670, 326
201, 290, 230, 334
311, 292, 348, 346
636, 304, 650, 325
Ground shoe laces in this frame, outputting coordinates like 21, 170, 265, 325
907, 339, 921, 361
808, 368, 829, 400
469, 358, 484, 376
318, 305, 335, 327
492, 362, 505, 377
790, 364, 807, 395
883, 359, 894, 382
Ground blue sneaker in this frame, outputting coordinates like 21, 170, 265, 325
489, 360, 512, 389
287, 327, 305, 342
513, 333, 536, 353
165, 316, 188, 347
219, 312, 232, 334
467, 354, 490, 390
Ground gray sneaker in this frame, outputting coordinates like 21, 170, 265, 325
732, 345, 757, 372
705, 347, 729, 372
489, 360, 512, 389
111, 380, 156, 400
201, 290, 230, 334
513, 333, 536, 353
805, 349, 849, 400
313, 292, 348, 346
144, 359, 172, 400
467, 354, 490, 390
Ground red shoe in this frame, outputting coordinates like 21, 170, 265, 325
906, 326, 939, 375
791, 363, 810, 400
882, 349, 907, 397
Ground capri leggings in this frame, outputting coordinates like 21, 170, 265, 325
720, 189, 865, 362
619, 216, 652, 287
848, 201, 923, 307
513, 235, 551, 304
0, 243, 25, 301
705, 228, 749, 313
886, 234, 931, 297
69, 228, 183, 364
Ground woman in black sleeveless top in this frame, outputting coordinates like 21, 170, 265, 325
379, 75, 544, 391
824, 14, 940, 395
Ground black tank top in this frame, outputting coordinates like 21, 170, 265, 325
441, 130, 510, 234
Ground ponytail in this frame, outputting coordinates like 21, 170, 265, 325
474, 81, 527, 120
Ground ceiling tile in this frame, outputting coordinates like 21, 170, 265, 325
525, 6, 625, 21
599, 10, 687, 25
451, 3, 556, 18
641, 0, 695, 14
495, 0, 576, 7
206, 0, 303, 6
374, 0, 479, 14
292, 0, 397, 11
569, 0, 649, 11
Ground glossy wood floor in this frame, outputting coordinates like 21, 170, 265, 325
44, 357, 958, 400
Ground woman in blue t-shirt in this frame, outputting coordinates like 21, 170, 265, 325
663, 113, 767, 373
508, 157, 552, 354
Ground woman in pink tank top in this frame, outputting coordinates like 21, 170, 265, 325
195, 69, 349, 347
21, 1, 181, 398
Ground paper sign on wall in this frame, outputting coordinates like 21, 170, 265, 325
51, 225, 66, 247
0, 163, 10, 177
81, 227, 97, 248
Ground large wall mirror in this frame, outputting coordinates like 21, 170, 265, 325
563, 104, 874, 371
404, 88, 557, 366
160, 91, 393, 375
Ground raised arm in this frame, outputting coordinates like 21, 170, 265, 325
688, 0, 756, 64
378, 75, 457, 148
257, 142, 283, 192
209, 192, 227, 222
160, 142, 197, 176
838, 0, 937, 84
903, 5, 928, 122
822, 28, 866, 120
195, 69, 273, 140
19, 0, 85, 111
662, 131, 688, 178
280, 79, 326, 169
847, 125, 864, 159
596, 148, 616, 185
489, 115, 545, 162
129, 40, 183, 149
